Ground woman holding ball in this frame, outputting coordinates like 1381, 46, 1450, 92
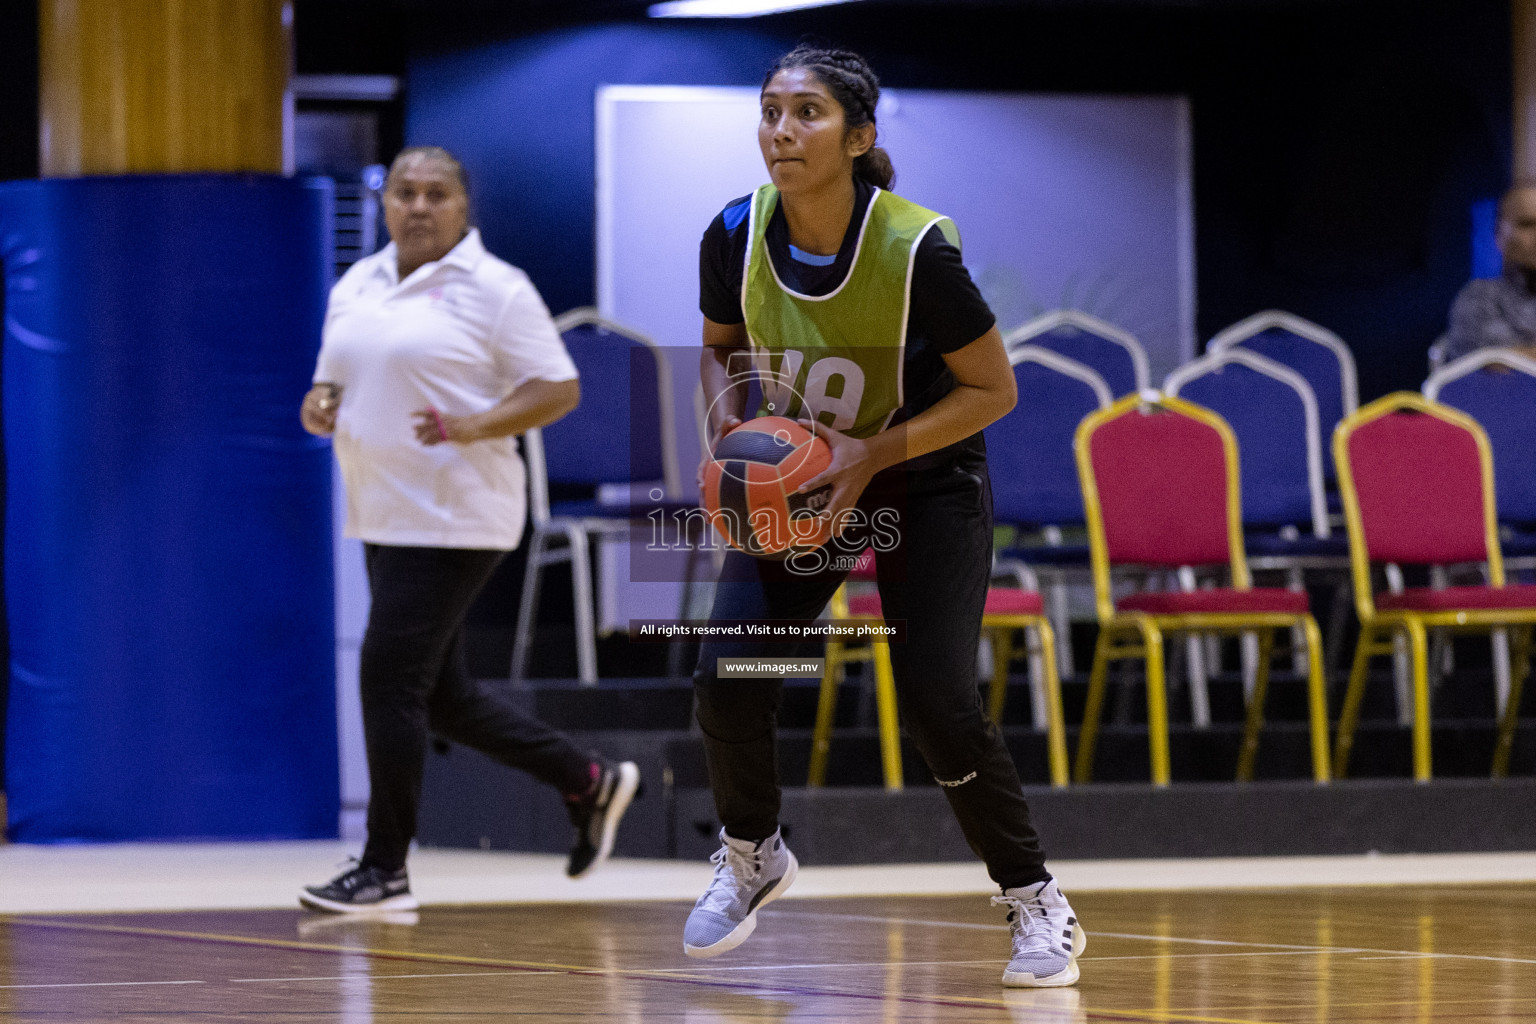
686, 47, 1085, 988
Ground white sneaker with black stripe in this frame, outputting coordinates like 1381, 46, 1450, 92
993, 878, 1085, 987
683, 828, 798, 958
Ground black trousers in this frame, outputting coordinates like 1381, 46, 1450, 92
359, 543, 594, 872
691, 454, 1050, 890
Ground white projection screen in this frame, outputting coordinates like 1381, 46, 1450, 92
592, 85, 1193, 630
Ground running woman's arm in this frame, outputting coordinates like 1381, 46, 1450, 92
800, 326, 1015, 529
412, 377, 580, 445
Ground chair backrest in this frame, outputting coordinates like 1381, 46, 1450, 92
1423, 348, 1536, 525
542, 307, 680, 497
984, 346, 1113, 527
1207, 310, 1357, 473
1164, 348, 1328, 537
1075, 393, 1248, 620
1335, 393, 1503, 616
1004, 309, 1149, 397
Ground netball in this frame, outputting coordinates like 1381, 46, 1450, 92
701, 416, 834, 558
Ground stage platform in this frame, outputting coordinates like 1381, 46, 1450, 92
417, 674, 1536, 865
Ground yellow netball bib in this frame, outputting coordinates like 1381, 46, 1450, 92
741, 185, 960, 439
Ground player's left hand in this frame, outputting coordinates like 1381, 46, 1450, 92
796, 419, 877, 537
412, 406, 466, 445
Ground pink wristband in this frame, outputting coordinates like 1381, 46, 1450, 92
429, 407, 449, 442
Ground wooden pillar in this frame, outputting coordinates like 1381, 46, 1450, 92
1516, 0, 1536, 180
39, 0, 290, 176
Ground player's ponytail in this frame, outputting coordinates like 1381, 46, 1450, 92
763, 45, 896, 192
853, 147, 895, 192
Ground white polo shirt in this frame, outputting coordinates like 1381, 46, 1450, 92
314, 229, 577, 549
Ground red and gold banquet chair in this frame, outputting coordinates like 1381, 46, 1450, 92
1332, 392, 1536, 781
1073, 393, 1332, 786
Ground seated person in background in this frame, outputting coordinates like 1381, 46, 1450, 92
1441, 182, 1536, 363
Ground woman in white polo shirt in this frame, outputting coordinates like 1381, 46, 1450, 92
297, 146, 638, 912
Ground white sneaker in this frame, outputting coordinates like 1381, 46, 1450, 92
993, 878, 1085, 987
682, 829, 798, 958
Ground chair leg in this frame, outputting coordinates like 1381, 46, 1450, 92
1185, 633, 1211, 728
1385, 565, 1412, 727
1138, 619, 1171, 787
564, 525, 598, 685
1023, 625, 1050, 732
1492, 628, 1512, 718
1323, 577, 1353, 682
1492, 626, 1531, 779
1240, 631, 1260, 704
987, 629, 1013, 726
1333, 625, 1377, 779
1048, 574, 1073, 682
1404, 617, 1432, 783
1391, 631, 1413, 727
1033, 619, 1069, 788
871, 640, 903, 791
1176, 567, 1209, 729
807, 641, 844, 787
1204, 633, 1222, 684
1073, 626, 1116, 784
1300, 615, 1331, 783
510, 528, 548, 685
1288, 567, 1308, 677
1236, 628, 1275, 782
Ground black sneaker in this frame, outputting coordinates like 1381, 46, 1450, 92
565, 760, 640, 878
299, 861, 419, 914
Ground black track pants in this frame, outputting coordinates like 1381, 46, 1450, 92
691, 456, 1050, 890
359, 543, 593, 872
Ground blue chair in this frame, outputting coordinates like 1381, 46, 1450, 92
512, 308, 684, 685
1003, 310, 1149, 398
1164, 348, 1335, 553
1424, 347, 1536, 541
987, 345, 1114, 680
1207, 310, 1358, 480
1423, 348, 1536, 718
1165, 349, 1352, 700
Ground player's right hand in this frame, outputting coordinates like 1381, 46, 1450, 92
301, 382, 341, 437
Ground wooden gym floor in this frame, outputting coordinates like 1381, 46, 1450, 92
3, 881, 1535, 1022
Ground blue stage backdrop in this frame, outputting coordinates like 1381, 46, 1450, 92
0, 175, 339, 842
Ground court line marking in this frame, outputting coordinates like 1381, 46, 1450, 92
1354, 955, 1430, 961
24, 913, 1536, 1022
2, 916, 1283, 1024
1079, 951, 1333, 962
661, 958, 1004, 972
763, 908, 1005, 931
766, 910, 1536, 966
665, 950, 1327, 973
0, 980, 205, 990
229, 971, 562, 982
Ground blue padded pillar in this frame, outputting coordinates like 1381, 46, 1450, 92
1, 175, 338, 841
